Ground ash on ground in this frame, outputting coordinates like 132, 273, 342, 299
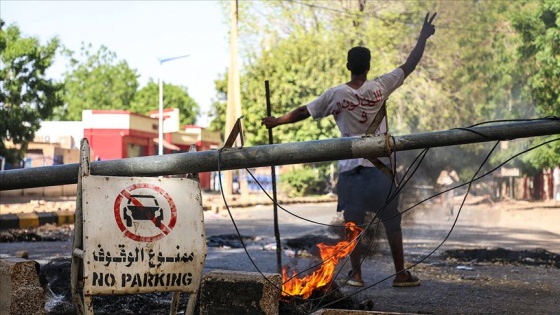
206, 234, 257, 249
444, 247, 560, 268
40, 257, 192, 315
1, 224, 74, 242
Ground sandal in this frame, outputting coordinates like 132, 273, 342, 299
346, 270, 365, 287
392, 271, 420, 287
346, 279, 365, 287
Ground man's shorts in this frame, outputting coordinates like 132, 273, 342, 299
336, 166, 401, 233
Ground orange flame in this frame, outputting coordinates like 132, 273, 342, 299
282, 222, 363, 298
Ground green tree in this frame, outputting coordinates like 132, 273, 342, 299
513, 0, 560, 116
511, 0, 560, 168
233, 1, 377, 145
217, 1, 463, 143
207, 72, 228, 135
130, 79, 200, 126
55, 44, 139, 120
418, 1, 532, 172
0, 20, 63, 164
242, 33, 343, 145
213, 1, 552, 176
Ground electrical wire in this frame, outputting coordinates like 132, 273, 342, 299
214, 118, 560, 312
215, 136, 430, 304
215, 147, 289, 295
243, 143, 430, 287
308, 139, 496, 312
215, 137, 431, 306
238, 132, 433, 305
285, 0, 522, 34
310, 135, 560, 313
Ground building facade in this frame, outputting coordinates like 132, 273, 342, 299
30, 109, 221, 190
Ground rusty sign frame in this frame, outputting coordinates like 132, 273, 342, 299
71, 139, 204, 315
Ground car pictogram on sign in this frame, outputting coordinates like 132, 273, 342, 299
114, 183, 177, 242
123, 195, 163, 227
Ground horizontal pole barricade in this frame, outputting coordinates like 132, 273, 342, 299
1, 119, 559, 191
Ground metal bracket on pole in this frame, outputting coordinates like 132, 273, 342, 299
223, 116, 245, 149
365, 100, 396, 182
186, 144, 199, 180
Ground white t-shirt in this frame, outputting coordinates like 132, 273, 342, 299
306, 68, 405, 173
554, 166, 560, 185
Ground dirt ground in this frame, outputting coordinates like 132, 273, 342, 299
1, 196, 560, 314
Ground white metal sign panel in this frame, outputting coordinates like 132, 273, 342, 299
82, 176, 206, 295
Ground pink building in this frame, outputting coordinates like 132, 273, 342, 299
82, 109, 220, 189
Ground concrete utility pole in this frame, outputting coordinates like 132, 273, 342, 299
223, 0, 242, 196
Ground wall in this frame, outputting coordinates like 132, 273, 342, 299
84, 129, 125, 160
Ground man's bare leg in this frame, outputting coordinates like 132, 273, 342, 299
349, 242, 363, 282
386, 229, 409, 282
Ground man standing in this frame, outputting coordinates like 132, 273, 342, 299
263, 12, 437, 287
437, 166, 460, 219
553, 165, 560, 204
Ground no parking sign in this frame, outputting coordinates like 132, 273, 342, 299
113, 183, 178, 242
81, 176, 206, 295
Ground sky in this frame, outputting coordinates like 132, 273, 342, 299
1, 0, 231, 127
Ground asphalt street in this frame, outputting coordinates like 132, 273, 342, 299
0, 202, 339, 268
3, 199, 559, 274
2, 199, 560, 314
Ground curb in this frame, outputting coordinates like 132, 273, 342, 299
0, 211, 75, 230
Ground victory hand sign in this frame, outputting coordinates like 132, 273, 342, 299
420, 12, 437, 39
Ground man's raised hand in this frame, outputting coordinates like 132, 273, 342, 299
420, 12, 437, 39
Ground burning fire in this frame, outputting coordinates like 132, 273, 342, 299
282, 222, 363, 298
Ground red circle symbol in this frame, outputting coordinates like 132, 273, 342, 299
113, 183, 177, 242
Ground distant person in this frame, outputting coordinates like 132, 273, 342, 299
263, 12, 438, 288
437, 166, 459, 219
553, 165, 560, 204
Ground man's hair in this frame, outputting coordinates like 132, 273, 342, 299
347, 46, 371, 75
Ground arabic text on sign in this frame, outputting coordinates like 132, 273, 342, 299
92, 244, 195, 267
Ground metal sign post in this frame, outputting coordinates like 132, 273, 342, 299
71, 139, 206, 315
265, 80, 282, 274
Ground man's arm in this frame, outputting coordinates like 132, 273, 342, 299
262, 105, 311, 129
399, 12, 437, 78
450, 170, 460, 182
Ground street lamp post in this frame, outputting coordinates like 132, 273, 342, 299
158, 54, 189, 155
